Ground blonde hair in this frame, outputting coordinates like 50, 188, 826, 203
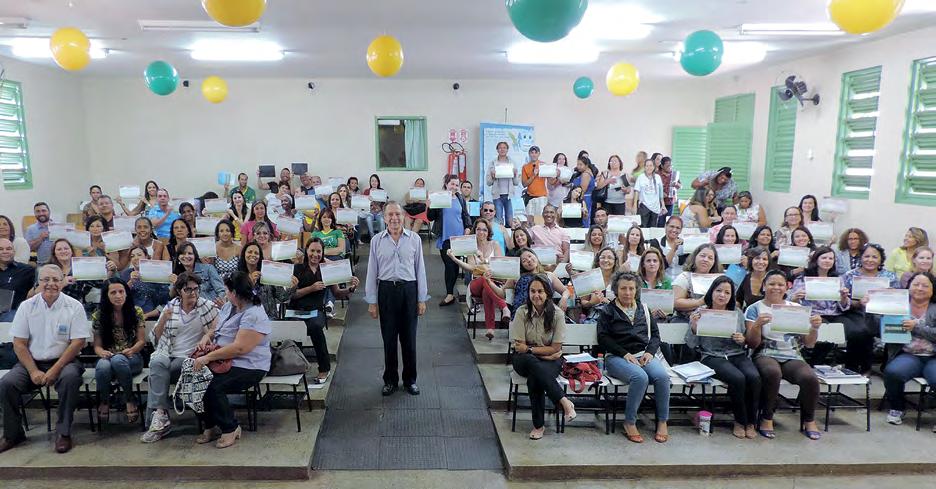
903, 227, 930, 251
912, 246, 934, 273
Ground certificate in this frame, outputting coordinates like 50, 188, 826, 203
805, 276, 841, 301
449, 235, 479, 257
607, 215, 640, 233
681, 233, 710, 254
294, 195, 319, 211
806, 222, 834, 243
195, 217, 221, 236
851, 276, 891, 299
313, 184, 334, 197
188, 237, 217, 258
571, 268, 605, 298
259, 260, 294, 287
489, 256, 520, 280
690, 273, 722, 296
336, 208, 358, 225
866, 289, 910, 316
561, 203, 581, 218
570, 250, 595, 271
625, 254, 641, 272
769, 304, 812, 335
409, 188, 427, 200
113, 217, 135, 234
217, 171, 233, 186
275, 216, 303, 235
429, 192, 452, 209
71, 257, 107, 281
558, 166, 573, 183
351, 195, 371, 210
641, 288, 674, 315
881, 315, 912, 344
119, 185, 140, 199
820, 197, 848, 215
369, 189, 388, 202
271, 239, 299, 261
565, 227, 587, 242
494, 164, 513, 179
139, 259, 173, 284
320, 259, 353, 286
531, 246, 557, 265
467, 201, 481, 217
777, 246, 810, 268
715, 244, 743, 265
65, 230, 91, 249
538, 163, 558, 178
696, 309, 740, 338
170, 197, 195, 210
328, 177, 344, 188
203, 198, 228, 214
49, 223, 75, 240
101, 231, 133, 253
733, 222, 757, 241
642, 227, 666, 241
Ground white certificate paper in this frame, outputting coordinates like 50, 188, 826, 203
320, 259, 353, 286
72, 257, 107, 281
101, 231, 133, 253
49, 223, 75, 240
409, 188, 427, 200
572, 268, 605, 298
807, 222, 834, 242
851, 276, 891, 299
769, 304, 812, 335
189, 237, 217, 258
538, 163, 558, 178
449, 235, 479, 257
494, 164, 513, 179
715, 244, 743, 265
641, 289, 674, 315
733, 222, 757, 241
569, 250, 595, 271
625, 254, 641, 272
607, 215, 641, 233
313, 185, 334, 197
203, 198, 228, 214
565, 227, 587, 242
429, 192, 453, 209
113, 217, 135, 234
328, 177, 344, 188
195, 217, 221, 236
260, 260, 294, 287
119, 185, 141, 199
294, 195, 319, 211
778, 246, 810, 268
690, 273, 722, 296
489, 256, 520, 280
866, 289, 910, 316
558, 166, 573, 183
805, 276, 841, 301
139, 259, 172, 284
336, 208, 358, 225
642, 227, 666, 241
65, 230, 91, 249
561, 203, 581, 218
369, 189, 389, 202
681, 233, 710, 255
351, 195, 371, 210
820, 197, 848, 215
696, 309, 740, 338
271, 239, 299, 261
532, 246, 557, 265
275, 216, 303, 236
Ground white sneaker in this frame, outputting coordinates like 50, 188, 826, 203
140, 410, 172, 443
886, 410, 904, 425
325, 301, 335, 318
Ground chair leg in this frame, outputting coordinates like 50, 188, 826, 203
917, 386, 926, 431
866, 383, 871, 432
293, 384, 302, 432
302, 374, 313, 412
87, 384, 98, 434
510, 384, 518, 432
824, 386, 832, 432
42, 387, 52, 432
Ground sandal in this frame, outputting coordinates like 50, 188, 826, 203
528, 427, 545, 440
745, 425, 757, 439
97, 404, 110, 423
758, 420, 776, 439
654, 432, 669, 443
801, 423, 822, 441
623, 425, 643, 443
126, 405, 140, 424
485, 332, 494, 341
732, 424, 746, 439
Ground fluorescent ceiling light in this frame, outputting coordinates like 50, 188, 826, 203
506, 40, 599, 65
190, 40, 283, 61
570, 3, 658, 41
903, 0, 936, 13
10, 37, 108, 59
722, 42, 768, 65
739, 23, 844, 36
139, 19, 260, 33
0, 17, 29, 29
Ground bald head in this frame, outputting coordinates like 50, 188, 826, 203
0, 238, 13, 265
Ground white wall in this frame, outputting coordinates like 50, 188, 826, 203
0, 56, 90, 223
710, 26, 936, 250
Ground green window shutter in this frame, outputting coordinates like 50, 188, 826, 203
706, 122, 753, 193
896, 57, 936, 205
764, 86, 798, 192
671, 126, 707, 201
714, 93, 756, 124
831, 66, 882, 199
0, 81, 31, 190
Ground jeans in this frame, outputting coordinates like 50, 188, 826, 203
883, 353, 936, 411
147, 355, 184, 413
657, 204, 674, 227
512, 353, 564, 429
755, 356, 819, 422
493, 194, 512, 226
0, 309, 15, 322
196, 366, 266, 434
304, 315, 330, 373
637, 203, 658, 228
365, 212, 385, 238
702, 354, 760, 426
605, 355, 670, 423
95, 353, 144, 405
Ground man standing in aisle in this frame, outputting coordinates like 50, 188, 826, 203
521, 145, 548, 223
365, 202, 428, 396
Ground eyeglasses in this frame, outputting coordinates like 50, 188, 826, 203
482, 208, 495, 213
38, 277, 64, 284
181, 286, 199, 294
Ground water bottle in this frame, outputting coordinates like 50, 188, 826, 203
596, 353, 604, 372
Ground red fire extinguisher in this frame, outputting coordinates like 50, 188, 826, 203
443, 141, 467, 182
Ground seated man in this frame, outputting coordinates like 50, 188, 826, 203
528, 205, 570, 264
0, 238, 35, 321
0, 264, 90, 454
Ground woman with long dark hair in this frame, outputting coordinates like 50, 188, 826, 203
162, 218, 192, 262
170, 242, 225, 305
242, 200, 278, 243
238, 241, 296, 321
131, 216, 166, 262
427, 174, 471, 307
92, 278, 146, 424
226, 189, 251, 242
213, 220, 242, 280
362, 173, 386, 239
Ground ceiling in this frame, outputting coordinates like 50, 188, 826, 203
1, 0, 935, 80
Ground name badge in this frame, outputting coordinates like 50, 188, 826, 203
57, 324, 69, 337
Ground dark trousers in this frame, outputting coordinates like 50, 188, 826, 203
304, 314, 330, 373
839, 310, 875, 373
702, 354, 761, 426
657, 204, 674, 227
755, 356, 819, 423
637, 203, 658, 228
378, 280, 419, 386
512, 353, 564, 429
0, 360, 83, 439
603, 202, 627, 216
196, 366, 265, 434
440, 239, 459, 296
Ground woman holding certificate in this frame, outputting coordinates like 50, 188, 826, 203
213, 221, 242, 280
490, 248, 569, 314
798, 195, 821, 225
238, 242, 295, 321
570, 156, 595, 228
786, 247, 852, 364
120, 246, 165, 319
312, 210, 346, 260
578, 247, 619, 313
687, 276, 759, 439
170, 242, 225, 305
638, 248, 672, 291
840, 243, 899, 373
131, 217, 166, 264
225, 190, 251, 241
737, 247, 770, 310
241, 201, 279, 243
160, 219, 192, 262
747, 225, 779, 265
597, 272, 670, 443
446, 218, 507, 339
83, 216, 126, 272
885, 227, 930, 277
427, 174, 472, 307
646, 216, 686, 280
744, 269, 823, 440
594, 155, 631, 216
707, 206, 738, 243
673, 244, 721, 318
362, 174, 387, 239
899, 247, 934, 288
116, 180, 159, 217
617, 226, 646, 273
882, 273, 936, 425
403, 178, 430, 233
33, 238, 101, 313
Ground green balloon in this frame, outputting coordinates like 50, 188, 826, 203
573, 76, 593, 99
507, 0, 588, 43
144, 60, 179, 96
680, 30, 723, 77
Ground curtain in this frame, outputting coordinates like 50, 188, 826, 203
404, 118, 426, 170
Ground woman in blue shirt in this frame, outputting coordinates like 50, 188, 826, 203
427, 174, 471, 307
570, 156, 595, 227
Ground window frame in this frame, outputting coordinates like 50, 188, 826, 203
763, 85, 798, 193
0, 80, 32, 190
895, 57, 936, 206
374, 115, 428, 171
831, 66, 882, 200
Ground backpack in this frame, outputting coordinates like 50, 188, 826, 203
560, 361, 603, 393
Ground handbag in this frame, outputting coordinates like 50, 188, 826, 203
592, 174, 609, 203
191, 343, 233, 374
172, 357, 213, 415
403, 202, 426, 215
269, 339, 311, 376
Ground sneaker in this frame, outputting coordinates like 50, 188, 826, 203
140, 410, 172, 443
886, 410, 904, 425
325, 301, 335, 319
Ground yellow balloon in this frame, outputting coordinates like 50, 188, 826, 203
202, 76, 228, 104
366, 35, 404, 77
606, 62, 640, 96
828, 0, 905, 35
202, 0, 267, 27
49, 27, 91, 71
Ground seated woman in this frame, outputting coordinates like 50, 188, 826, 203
239, 241, 296, 321
213, 221, 242, 280
507, 227, 533, 257
0, 215, 30, 263
687, 276, 759, 439
737, 247, 770, 310
510, 274, 577, 440
29, 239, 98, 309
777, 226, 816, 278
92, 278, 146, 424
681, 187, 719, 230
142, 272, 219, 443
289, 238, 360, 383
786, 246, 852, 366
178, 202, 197, 231
312, 209, 346, 260
582, 225, 606, 255
170, 242, 225, 306
773, 207, 803, 248
841, 243, 899, 373
886, 227, 929, 277
561, 186, 589, 228
707, 205, 738, 243
714, 225, 740, 247
798, 195, 821, 225
744, 269, 823, 440
900, 247, 934, 288
882, 272, 936, 425
646, 216, 686, 280
160, 218, 192, 262
225, 190, 251, 242
597, 271, 670, 443
192, 271, 272, 449
120, 245, 165, 319
83, 215, 125, 272
490, 247, 569, 314
673, 244, 721, 320
734, 191, 767, 226
748, 225, 779, 267
241, 201, 279, 243
404, 177, 430, 233
131, 216, 166, 263
638, 248, 672, 321
577, 247, 619, 317
447, 218, 507, 339
617, 226, 645, 273
835, 227, 868, 275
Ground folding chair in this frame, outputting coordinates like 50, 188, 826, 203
814, 323, 871, 432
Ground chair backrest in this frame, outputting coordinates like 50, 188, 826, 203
659, 322, 689, 345
269, 320, 311, 344
563, 323, 597, 348
21, 216, 37, 236
0, 322, 12, 343
817, 322, 846, 345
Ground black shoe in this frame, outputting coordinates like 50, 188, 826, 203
439, 297, 456, 307
382, 384, 397, 396
405, 384, 420, 396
